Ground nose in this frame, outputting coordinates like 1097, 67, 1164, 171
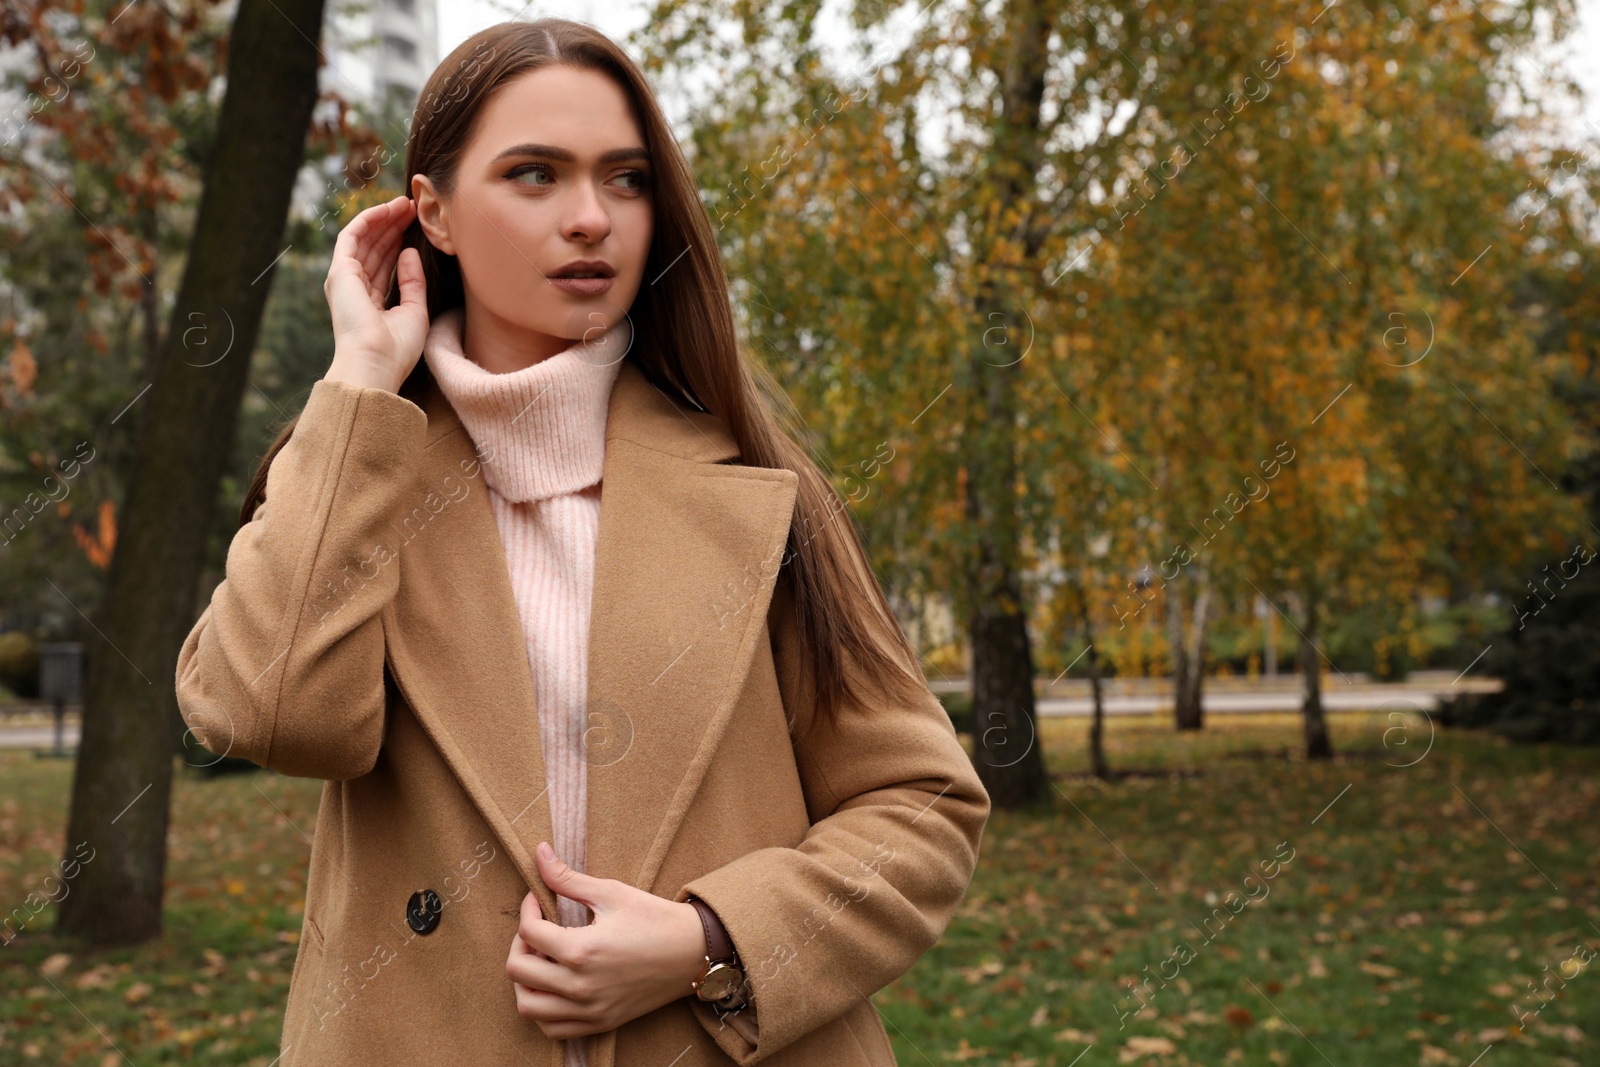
561, 179, 613, 243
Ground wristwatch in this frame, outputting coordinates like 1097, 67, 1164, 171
687, 895, 750, 1011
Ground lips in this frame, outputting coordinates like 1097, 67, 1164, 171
548, 274, 614, 297
550, 260, 615, 279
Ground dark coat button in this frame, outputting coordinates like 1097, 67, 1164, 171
406, 889, 442, 934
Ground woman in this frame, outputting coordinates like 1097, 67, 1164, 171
175, 17, 989, 1067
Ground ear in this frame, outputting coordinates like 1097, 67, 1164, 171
412, 173, 456, 256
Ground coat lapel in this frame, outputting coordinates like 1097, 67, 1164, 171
385, 358, 799, 925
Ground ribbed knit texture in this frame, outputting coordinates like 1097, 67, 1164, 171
424, 307, 627, 1067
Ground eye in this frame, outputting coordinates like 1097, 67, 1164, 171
615, 169, 649, 192
508, 163, 554, 187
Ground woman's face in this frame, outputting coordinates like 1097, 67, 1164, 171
413, 63, 654, 367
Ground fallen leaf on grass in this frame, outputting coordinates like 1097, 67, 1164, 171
73, 964, 116, 990
942, 1038, 991, 1061
1532, 1022, 1587, 1044
1119, 1036, 1177, 1062
958, 959, 1003, 983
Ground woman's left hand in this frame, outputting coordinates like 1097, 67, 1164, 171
507, 840, 710, 1038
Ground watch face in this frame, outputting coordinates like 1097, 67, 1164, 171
698, 963, 743, 1002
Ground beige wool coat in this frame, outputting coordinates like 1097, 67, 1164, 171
175, 356, 991, 1066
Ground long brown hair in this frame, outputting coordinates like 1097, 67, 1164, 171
238, 18, 930, 735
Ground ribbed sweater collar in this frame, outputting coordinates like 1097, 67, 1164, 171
422, 306, 628, 503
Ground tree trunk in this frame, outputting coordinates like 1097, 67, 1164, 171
56, 0, 328, 947
1298, 589, 1333, 760
969, 559, 1045, 806
966, 0, 1052, 811
965, 353, 1043, 805
1165, 566, 1211, 731
964, 287, 1044, 807
1262, 594, 1278, 677
1077, 583, 1109, 781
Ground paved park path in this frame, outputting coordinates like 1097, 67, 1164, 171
0, 671, 1500, 749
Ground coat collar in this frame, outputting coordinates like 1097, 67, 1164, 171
382, 357, 799, 928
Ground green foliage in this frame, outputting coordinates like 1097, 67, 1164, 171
1321, 600, 1421, 681
1437, 148, 1600, 745
1438, 559, 1600, 744
937, 690, 974, 735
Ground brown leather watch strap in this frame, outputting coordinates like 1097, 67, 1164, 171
687, 896, 736, 964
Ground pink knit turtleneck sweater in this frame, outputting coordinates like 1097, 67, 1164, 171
422, 308, 758, 1061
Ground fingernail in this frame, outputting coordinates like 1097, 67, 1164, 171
537, 842, 553, 860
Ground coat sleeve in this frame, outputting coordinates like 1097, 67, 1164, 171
672, 564, 991, 1063
175, 378, 429, 781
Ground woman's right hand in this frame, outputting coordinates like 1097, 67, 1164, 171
323, 194, 429, 394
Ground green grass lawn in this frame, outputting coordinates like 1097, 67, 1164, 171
2, 710, 1596, 1065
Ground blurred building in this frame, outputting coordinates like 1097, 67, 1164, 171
291, 0, 439, 223
325, 0, 440, 118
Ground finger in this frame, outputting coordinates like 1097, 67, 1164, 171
535, 843, 607, 913
343, 196, 404, 284
363, 199, 412, 282
328, 214, 366, 286
512, 981, 589, 1030
325, 259, 379, 326
505, 929, 574, 994
328, 206, 386, 302
342, 195, 395, 251
516, 889, 575, 963
395, 246, 427, 310
521, 886, 543, 923
515, 908, 572, 959
357, 200, 413, 300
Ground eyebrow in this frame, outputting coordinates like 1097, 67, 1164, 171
490, 143, 651, 166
